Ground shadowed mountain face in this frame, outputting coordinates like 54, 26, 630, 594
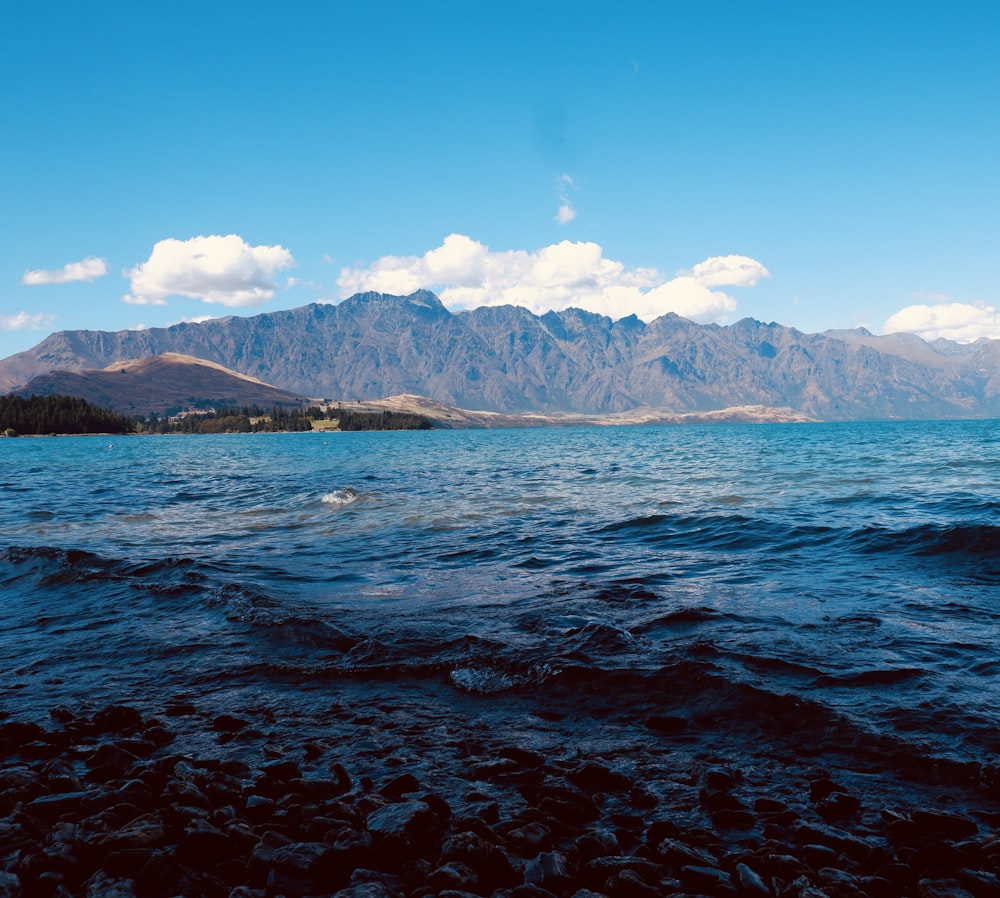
3, 290, 1000, 420
12, 353, 310, 416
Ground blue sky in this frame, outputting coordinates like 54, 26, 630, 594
3, 1, 999, 361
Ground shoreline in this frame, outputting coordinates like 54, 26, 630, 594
2, 693, 997, 898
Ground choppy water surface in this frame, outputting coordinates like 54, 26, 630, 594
2, 421, 999, 771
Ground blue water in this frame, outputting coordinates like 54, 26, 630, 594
2, 421, 999, 777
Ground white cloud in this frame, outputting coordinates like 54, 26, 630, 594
687, 255, 770, 288
1, 311, 57, 331
885, 301, 1000, 342
555, 204, 577, 225
123, 235, 294, 307
21, 257, 107, 286
337, 234, 769, 323
554, 173, 577, 225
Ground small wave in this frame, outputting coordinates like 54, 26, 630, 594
595, 512, 824, 552
853, 522, 1000, 556
450, 666, 517, 694
321, 488, 359, 507
1, 546, 203, 591
449, 661, 559, 694
813, 667, 925, 688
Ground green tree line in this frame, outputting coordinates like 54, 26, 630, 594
1, 396, 436, 436
0, 394, 132, 435
147, 404, 434, 433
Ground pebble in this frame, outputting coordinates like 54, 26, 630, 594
0, 704, 997, 898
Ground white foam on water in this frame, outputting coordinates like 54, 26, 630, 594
449, 666, 516, 694
321, 488, 359, 507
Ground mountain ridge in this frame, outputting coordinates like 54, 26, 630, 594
11, 353, 310, 416
3, 290, 999, 420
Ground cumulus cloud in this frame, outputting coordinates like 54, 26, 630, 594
21, 257, 108, 285
123, 235, 294, 307
885, 300, 1000, 342
1, 311, 57, 331
337, 234, 768, 323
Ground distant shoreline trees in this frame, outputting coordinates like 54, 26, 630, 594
0, 394, 132, 435
1, 395, 435, 436
146, 404, 434, 433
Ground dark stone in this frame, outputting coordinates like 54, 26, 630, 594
912, 810, 979, 840
0, 821, 33, 857
143, 726, 175, 747
262, 759, 302, 782
519, 784, 600, 825
857, 875, 898, 898
628, 786, 657, 810
91, 705, 144, 734
644, 819, 682, 844
511, 885, 560, 898
702, 790, 745, 813
887, 816, 920, 846
759, 808, 799, 827
177, 819, 241, 864
791, 822, 871, 862
245, 794, 275, 823
711, 808, 756, 830
498, 746, 546, 767
735, 862, 770, 897
566, 761, 631, 793
316, 828, 375, 885
418, 791, 452, 825
104, 847, 158, 877
264, 841, 333, 895
572, 829, 618, 864
0, 720, 48, 744
366, 800, 443, 855
505, 821, 553, 855
439, 830, 517, 887
679, 864, 734, 892
911, 840, 970, 874
523, 851, 571, 891
809, 777, 846, 802
603, 867, 663, 898
210, 714, 247, 732
583, 856, 661, 882
378, 773, 420, 798
332, 882, 398, 898
915, 878, 978, 898
957, 868, 1000, 898
758, 852, 812, 882
815, 790, 861, 822
26, 790, 108, 821
427, 860, 479, 892
873, 861, 916, 890
801, 843, 839, 869
645, 715, 689, 735
651, 837, 719, 869
468, 758, 520, 780
288, 775, 350, 802
704, 767, 737, 791
85, 743, 139, 778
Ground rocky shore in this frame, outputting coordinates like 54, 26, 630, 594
1, 702, 998, 898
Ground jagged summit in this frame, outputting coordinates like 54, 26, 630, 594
2, 290, 998, 420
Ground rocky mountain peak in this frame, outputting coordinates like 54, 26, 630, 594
1, 291, 998, 420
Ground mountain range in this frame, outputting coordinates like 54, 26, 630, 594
3, 289, 1000, 421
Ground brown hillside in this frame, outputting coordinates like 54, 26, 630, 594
14, 353, 311, 416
